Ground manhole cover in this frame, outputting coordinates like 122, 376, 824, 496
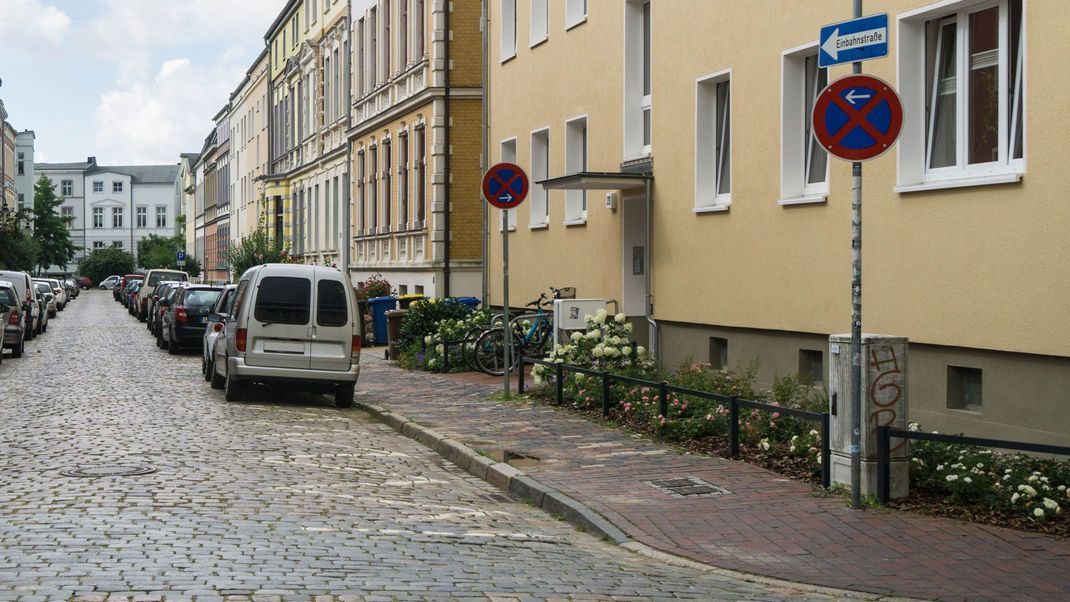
61, 465, 157, 478
646, 476, 730, 498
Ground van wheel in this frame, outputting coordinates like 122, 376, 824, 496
335, 384, 355, 408
11, 337, 24, 359
224, 372, 244, 401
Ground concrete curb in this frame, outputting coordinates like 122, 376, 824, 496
357, 401, 915, 601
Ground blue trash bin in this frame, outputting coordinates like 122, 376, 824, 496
367, 296, 398, 344
455, 296, 481, 311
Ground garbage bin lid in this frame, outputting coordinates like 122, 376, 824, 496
369, 295, 397, 303
385, 309, 408, 316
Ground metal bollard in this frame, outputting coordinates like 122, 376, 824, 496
658, 381, 669, 418
877, 425, 890, 504
729, 397, 740, 457
820, 413, 831, 489
601, 371, 611, 417
517, 346, 525, 394
555, 363, 564, 404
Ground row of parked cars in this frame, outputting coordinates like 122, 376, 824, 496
0, 271, 82, 362
116, 263, 362, 407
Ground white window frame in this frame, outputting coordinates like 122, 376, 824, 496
896, 0, 1025, 193
530, 0, 548, 47
113, 181, 123, 193
695, 69, 732, 212
92, 207, 104, 228
623, 0, 652, 160
156, 206, 167, 228
529, 127, 550, 229
565, 0, 587, 30
136, 206, 148, 228
499, 137, 518, 231
500, 0, 517, 63
93, 181, 103, 193
61, 180, 73, 196
780, 42, 829, 205
564, 115, 588, 225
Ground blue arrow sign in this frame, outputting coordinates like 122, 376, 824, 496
819, 14, 888, 68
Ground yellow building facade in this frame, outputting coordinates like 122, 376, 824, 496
263, 0, 304, 247
488, 0, 1068, 444
228, 49, 270, 242
346, 0, 484, 297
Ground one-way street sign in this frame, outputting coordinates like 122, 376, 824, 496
819, 14, 888, 68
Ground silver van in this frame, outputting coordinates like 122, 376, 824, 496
210, 264, 361, 406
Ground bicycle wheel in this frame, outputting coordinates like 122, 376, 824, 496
461, 326, 486, 372
473, 327, 521, 376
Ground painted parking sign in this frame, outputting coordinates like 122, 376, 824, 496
812, 74, 903, 162
482, 163, 529, 209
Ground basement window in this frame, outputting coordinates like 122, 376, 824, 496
947, 366, 983, 411
798, 349, 824, 387
708, 337, 728, 370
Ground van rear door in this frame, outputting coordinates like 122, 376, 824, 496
246, 275, 313, 369
310, 269, 353, 372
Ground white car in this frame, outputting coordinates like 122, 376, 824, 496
34, 281, 57, 319
99, 275, 121, 289
210, 264, 360, 406
138, 269, 189, 321
35, 279, 66, 310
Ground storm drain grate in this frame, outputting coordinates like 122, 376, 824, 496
61, 465, 157, 478
645, 476, 731, 498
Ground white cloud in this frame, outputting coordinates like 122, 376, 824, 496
0, 0, 71, 49
94, 49, 247, 164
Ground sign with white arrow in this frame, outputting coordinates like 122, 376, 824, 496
819, 13, 888, 68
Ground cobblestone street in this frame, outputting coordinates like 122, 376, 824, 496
0, 292, 836, 600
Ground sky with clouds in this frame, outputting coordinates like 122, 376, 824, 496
0, 0, 288, 166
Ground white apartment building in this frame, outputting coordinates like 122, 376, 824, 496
37, 157, 181, 265
14, 130, 34, 217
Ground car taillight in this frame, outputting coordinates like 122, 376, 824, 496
352, 334, 361, 355
8, 310, 20, 326
175, 307, 187, 323
236, 328, 247, 352
212, 322, 223, 333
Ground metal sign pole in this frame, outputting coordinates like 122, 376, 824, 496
502, 209, 511, 396
850, 0, 863, 511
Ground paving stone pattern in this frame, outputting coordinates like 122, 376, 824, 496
0, 292, 835, 600
356, 354, 1070, 601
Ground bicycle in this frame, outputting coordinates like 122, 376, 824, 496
471, 287, 573, 376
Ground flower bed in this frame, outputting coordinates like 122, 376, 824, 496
395, 298, 491, 372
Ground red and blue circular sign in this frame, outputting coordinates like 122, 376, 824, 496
813, 74, 903, 162
482, 163, 529, 209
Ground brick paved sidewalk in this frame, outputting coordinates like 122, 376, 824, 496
356, 351, 1070, 601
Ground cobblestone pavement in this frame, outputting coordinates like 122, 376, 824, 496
0, 292, 837, 601
355, 354, 1070, 601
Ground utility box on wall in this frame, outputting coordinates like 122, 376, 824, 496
828, 334, 910, 499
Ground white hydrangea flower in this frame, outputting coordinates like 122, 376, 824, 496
963, 477, 972, 484
592, 346, 605, 358
621, 346, 632, 356
759, 438, 771, 451
615, 312, 627, 324
1011, 492, 1020, 503
571, 331, 583, 342
636, 346, 647, 357
1033, 507, 1045, 519
1042, 498, 1060, 511
946, 475, 959, 482
624, 323, 633, 333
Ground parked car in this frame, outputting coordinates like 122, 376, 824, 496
32, 284, 51, 331
100, 275, 121, 290
202, 284, 237, 381
0, 280, 26, 358
34, 281, 55, 324
160, 285, 222, 355
114, 274, 143, 302
210, 264, 361, 406
126, 280, 143, 314
0, 271, 40, 342
138, 269, 189, 321
148, 281, 184, 336
76, 276, 92, 289
64, 278, 79, 299
34, 279, 66, 313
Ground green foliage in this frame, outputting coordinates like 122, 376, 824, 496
0, 209, 41, 272
79, 248, 135, 285
225, 221, 293, 279
355, 273, 393, 301
32, 175, 76, 272
137, 234, 185, 270
406, 307, 493, 372
908, 423, 1069, 521
399, 297, 472, 342
183, 255, 202, 278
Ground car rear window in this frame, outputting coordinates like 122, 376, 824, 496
148, 272, 186, 286
35, 283, 50, 294
186, 290, 221, 307
317, 280, 348, 327
0, 288, 15, 305
254, 277, 310, 325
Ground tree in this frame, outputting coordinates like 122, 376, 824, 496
32, 175, 77, 274
79, 248, 134, 286
0, 209, 40, 272
183, 256, 202, 279
137, 234, 183, 270
225, 219, 294, 278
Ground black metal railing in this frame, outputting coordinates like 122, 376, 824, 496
876, 426, 1070, 503
521, 354, 830, 488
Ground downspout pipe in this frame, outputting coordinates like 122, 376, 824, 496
645, 178, 658, 360
480, 0, 489, 307
442, 1, 452, 298
342, 9, 352, 274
